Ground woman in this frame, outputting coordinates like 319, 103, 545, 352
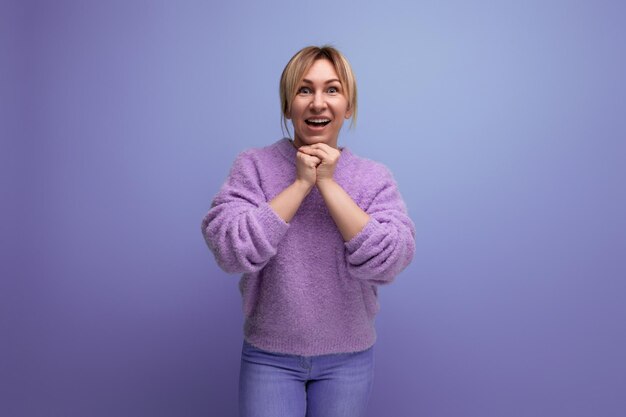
201, 45, 415, 417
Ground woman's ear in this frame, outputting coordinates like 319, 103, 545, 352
344, 106, 353, 119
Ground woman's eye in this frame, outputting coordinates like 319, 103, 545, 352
298, 87, 312, 94
328, 86, 339, 94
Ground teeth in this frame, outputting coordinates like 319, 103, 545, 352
307, 119, 330, 123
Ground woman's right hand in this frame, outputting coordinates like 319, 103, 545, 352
268, 150, 320, 223
295, 150, 321, 189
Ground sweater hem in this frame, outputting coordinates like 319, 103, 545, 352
243, 331, 377, 356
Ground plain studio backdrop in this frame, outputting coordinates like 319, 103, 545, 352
2, 1, 624, 416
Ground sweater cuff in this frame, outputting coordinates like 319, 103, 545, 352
257, 202, 290, 247
344, 217, 381, 253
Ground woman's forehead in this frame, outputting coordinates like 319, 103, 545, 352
301, 59, 341, 83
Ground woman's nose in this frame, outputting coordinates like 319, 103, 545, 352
310, 92, 327, 110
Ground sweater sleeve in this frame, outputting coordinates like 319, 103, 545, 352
344, 165, 416, 285
201, 151, 289, 274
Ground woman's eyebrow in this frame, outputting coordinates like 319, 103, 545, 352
302, 78, 341, 84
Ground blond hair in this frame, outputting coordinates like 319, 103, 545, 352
279, 45, 358, 138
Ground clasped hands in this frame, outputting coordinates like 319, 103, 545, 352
295, 143, 340, 188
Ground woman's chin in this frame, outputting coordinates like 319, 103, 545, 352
294, 135, 336, 147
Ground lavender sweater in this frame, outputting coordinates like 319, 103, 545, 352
201, 138, 415, 356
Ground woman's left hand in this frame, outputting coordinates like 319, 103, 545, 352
297, 143, 340, 184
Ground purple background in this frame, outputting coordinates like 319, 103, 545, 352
3, 1, 625, 416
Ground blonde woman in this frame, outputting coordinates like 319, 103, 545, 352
202, 45, 415, 417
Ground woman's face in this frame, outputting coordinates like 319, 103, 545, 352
288, 59, 352, 149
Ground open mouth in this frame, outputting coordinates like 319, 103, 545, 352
305, 118, 331, 127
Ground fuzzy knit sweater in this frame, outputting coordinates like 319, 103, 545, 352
201, 138, 416, 356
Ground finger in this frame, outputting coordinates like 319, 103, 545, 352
303, 144, 330, 155
298, 147, 327, 160
306, 155, 322, 165
309, 145, 340, 161
297, 146, 315, 155
298, 144, 327, 152
297, 152, 321, 166
297, 150, 318, 160
308, 143, 334, 155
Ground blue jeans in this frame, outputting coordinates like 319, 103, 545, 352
239, 340, 375, 417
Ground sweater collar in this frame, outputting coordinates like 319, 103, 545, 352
275, 137, 352, 169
